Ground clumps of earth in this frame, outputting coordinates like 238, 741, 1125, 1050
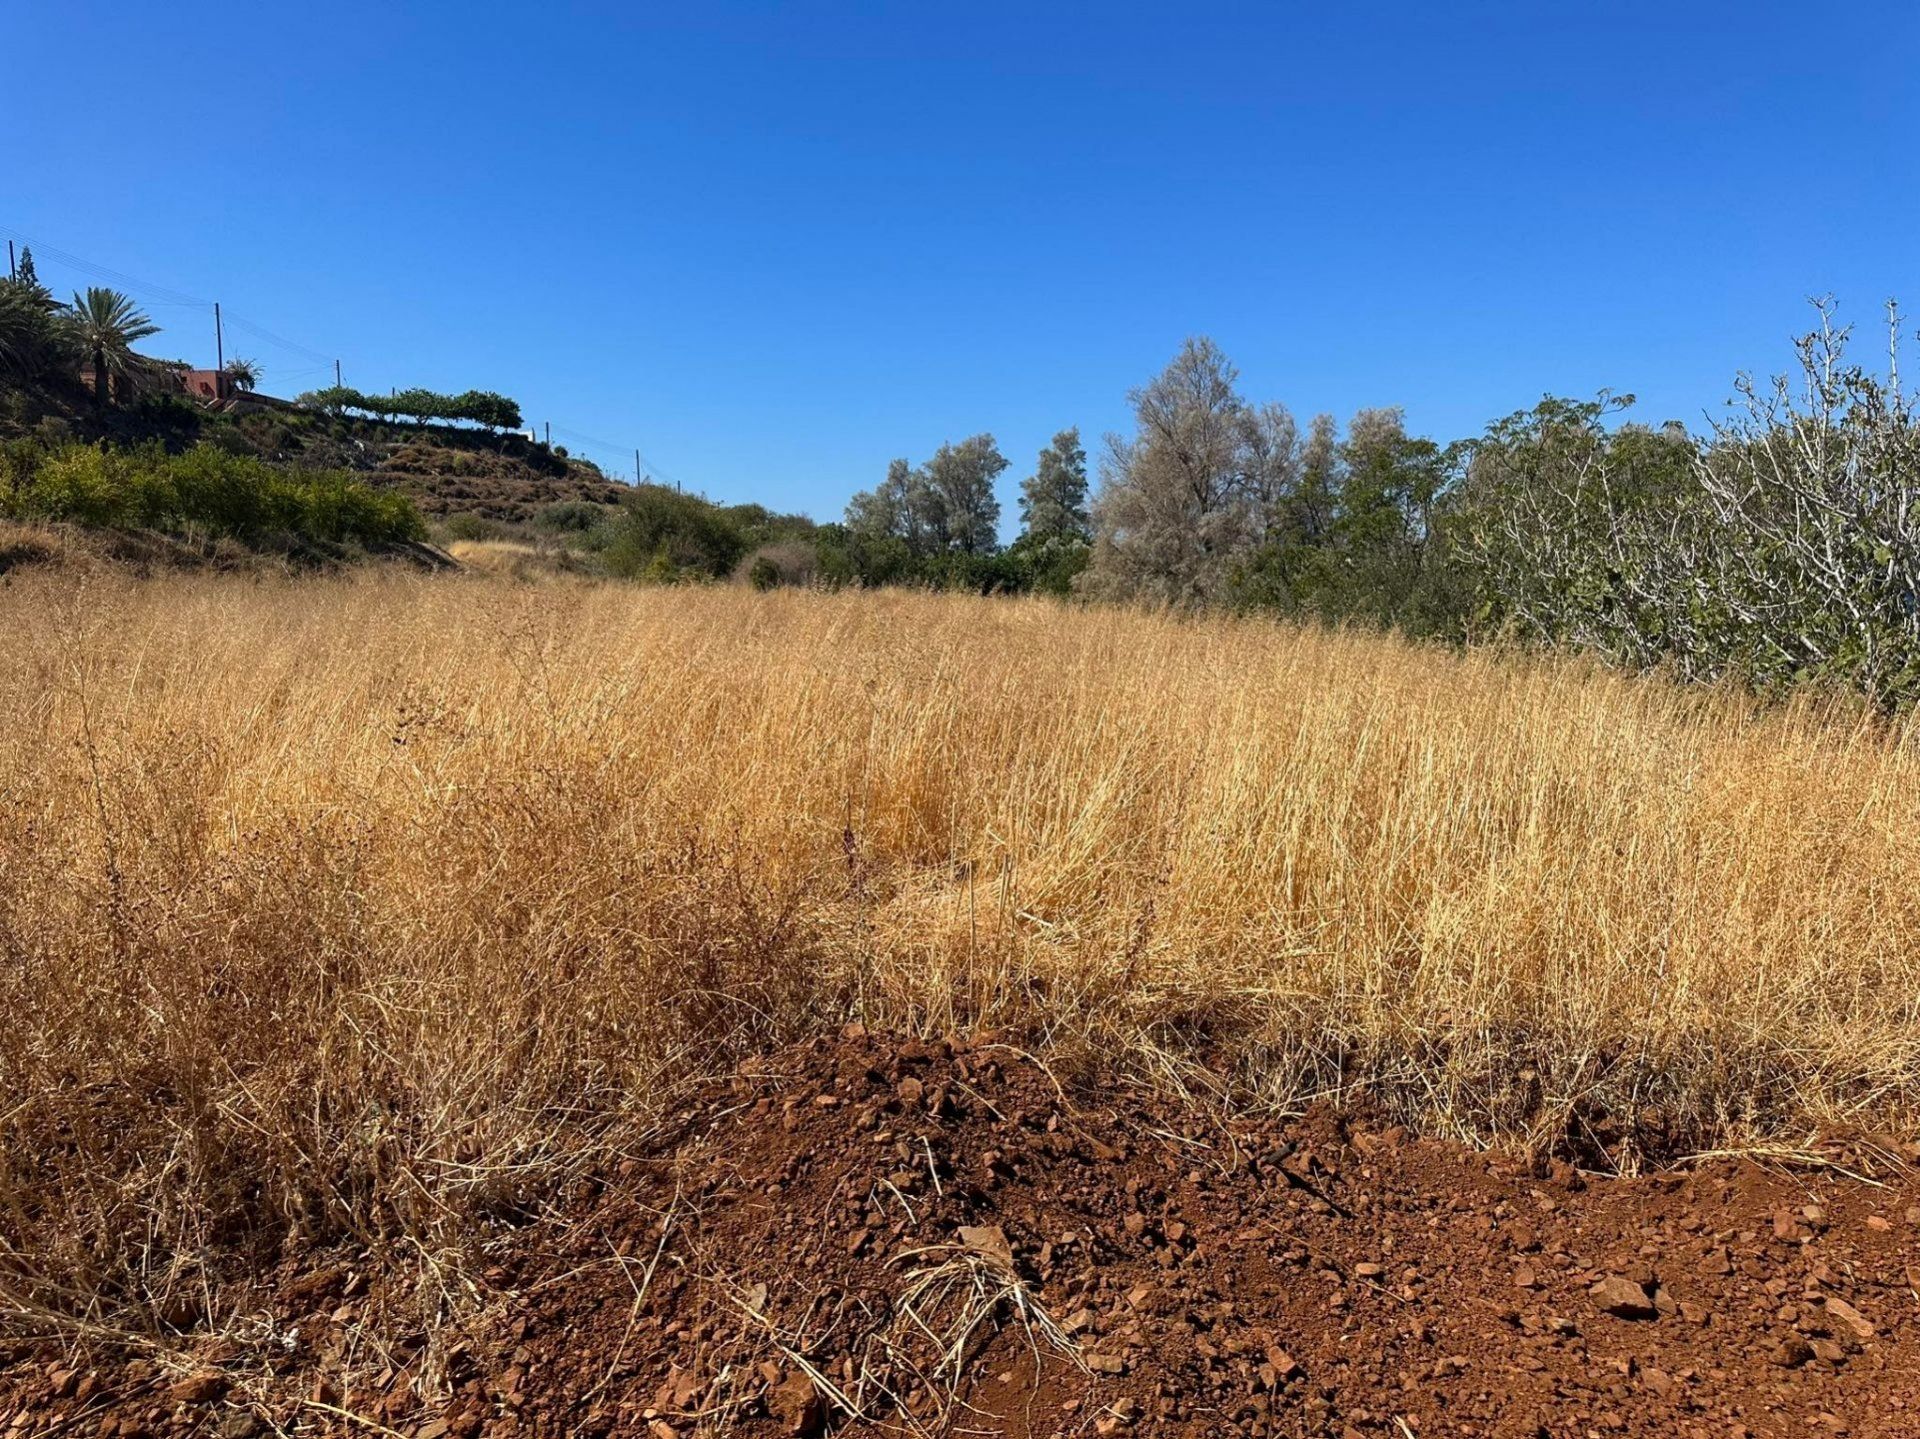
5, 1030, 1918, 1437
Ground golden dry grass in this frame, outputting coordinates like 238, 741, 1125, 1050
3, 569, 1918, 1323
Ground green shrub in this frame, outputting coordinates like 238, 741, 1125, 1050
19, 444, 125, 526
1, 440, 423, 550
603, 484, 749, 581
532, 500, 610, 534
440, 512, 506, 544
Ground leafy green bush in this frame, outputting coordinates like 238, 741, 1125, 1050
0, 440, 423, 549
603, 484, 749, 580
533, 500, 613, 533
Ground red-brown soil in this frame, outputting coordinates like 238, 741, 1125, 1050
5, 1032, 1917, 1438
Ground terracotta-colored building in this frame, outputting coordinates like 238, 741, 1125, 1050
176, 368, 238, 403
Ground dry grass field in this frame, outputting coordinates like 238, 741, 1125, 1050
4, 570, 1919, 1332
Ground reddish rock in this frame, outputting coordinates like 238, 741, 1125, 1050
1590, 1275, 1658, 1320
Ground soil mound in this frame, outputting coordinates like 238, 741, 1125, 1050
5, 1032, 1917, 1437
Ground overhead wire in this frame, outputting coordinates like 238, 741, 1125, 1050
3, 223, 692, 489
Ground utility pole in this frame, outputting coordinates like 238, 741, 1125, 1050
213, 302, 224, 373
635, 449, 641, 485
545, 421, 551, 446
334, 359, 342, 388
6, 242, 14, 281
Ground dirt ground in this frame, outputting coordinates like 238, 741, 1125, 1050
5, 1031, 1917, 1438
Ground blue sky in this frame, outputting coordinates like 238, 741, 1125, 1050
7, 3, 1915, 528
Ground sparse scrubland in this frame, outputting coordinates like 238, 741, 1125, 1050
6, 267, 1920, 1433
4, 573, 1918, 1338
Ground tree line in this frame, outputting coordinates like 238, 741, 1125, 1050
296, 384, 523, 431
817, 302, 1920, 706
13, 241, 1918, 707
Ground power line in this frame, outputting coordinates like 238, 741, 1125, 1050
548, 423, 691, 491
4, 223, 691, 490
219, 312, 335, 367
0, 225, 213, 309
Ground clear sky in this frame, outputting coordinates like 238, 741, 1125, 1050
7, 3, 1915, 528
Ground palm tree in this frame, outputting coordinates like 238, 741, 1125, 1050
223, 357, 262, 391
63, 287, 160, 405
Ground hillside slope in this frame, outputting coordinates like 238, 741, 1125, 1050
1, 376, 630, 524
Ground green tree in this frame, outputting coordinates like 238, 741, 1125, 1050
63, 287, 160, 405
922, 434, 1005, 553
845, 440, 1005, 561
845, 458, 915, 546
1018, 427, 1089, 544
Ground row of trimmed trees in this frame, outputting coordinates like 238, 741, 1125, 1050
296, 384, 523, 431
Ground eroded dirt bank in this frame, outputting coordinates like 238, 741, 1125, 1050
5, 1032, 1917, 1438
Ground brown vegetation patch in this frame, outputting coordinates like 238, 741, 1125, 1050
375, 442, 629, 523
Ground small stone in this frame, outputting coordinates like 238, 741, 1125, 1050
1590, 1275, 1658, 1320
1769, 1337, 1814, 1369
959, 1224, 1013, 1270
1097, 1395, 1141, 1431
1821, 1296, 1875, 1339
769, 1374, 825, 1436
1865, 1215, 1892, 1232
168, 1372, 228, 1406
1354, 1262, 1385, 1280
1264, 1345, 1300, 1379
1086, 1352, 1127, 1375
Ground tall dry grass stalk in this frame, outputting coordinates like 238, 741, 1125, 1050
3, 570, 1918, 1325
